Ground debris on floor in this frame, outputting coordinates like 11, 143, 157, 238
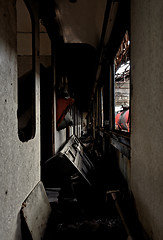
40, 134, 145, 240
44, 191, 128, 240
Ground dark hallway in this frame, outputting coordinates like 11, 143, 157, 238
42, 134, 145, 240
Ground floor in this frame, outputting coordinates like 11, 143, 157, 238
42, 134, 146, 240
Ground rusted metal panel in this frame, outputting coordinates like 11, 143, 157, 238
21, 181, 51, 240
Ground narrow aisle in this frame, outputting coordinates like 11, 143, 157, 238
43, 134, 145, 240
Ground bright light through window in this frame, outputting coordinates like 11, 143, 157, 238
114, 31, 130, 132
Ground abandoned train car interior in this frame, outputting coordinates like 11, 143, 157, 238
0, 0, 163, 239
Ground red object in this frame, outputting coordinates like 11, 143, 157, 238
115, 109, 130, 132
56, 97, 74, 129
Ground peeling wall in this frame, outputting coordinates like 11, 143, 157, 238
131, 1, 163, 239
0, 1, 40, 239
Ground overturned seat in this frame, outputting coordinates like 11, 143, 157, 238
42, 134, 95, 186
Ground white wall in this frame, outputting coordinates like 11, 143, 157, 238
0, 1, 40, 239
131, 1, 163, 239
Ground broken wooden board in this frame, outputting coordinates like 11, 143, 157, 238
21, 181, 52, 240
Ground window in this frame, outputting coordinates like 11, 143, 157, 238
100, 87, 104, 128
98, 87, 104, 128
114, 31, 130, 132
17, 0, 35, 142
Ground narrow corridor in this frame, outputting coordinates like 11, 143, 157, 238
42, 134, 145, 240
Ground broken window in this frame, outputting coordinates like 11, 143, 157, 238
114, 31, 130, 132
17, 0, 36, 142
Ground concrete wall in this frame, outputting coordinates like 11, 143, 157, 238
131, 1, 163, 239
0, 1, 40, 239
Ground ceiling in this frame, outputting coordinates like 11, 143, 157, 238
38, 0, 129, 112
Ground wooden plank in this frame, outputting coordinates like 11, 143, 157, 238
21, 181, 51, 240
